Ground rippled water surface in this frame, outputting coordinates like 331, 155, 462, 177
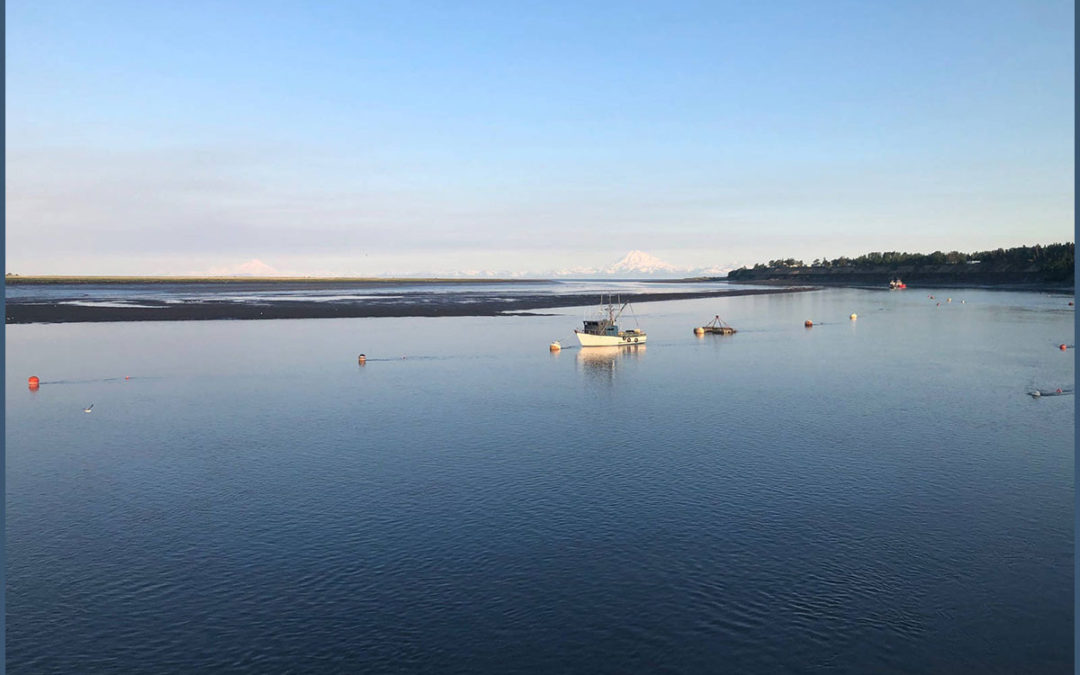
6, 287, 1074, 673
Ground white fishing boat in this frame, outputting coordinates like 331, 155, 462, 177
574, 296, 647, 347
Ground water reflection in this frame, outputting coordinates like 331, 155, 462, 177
576, 345, 646, 383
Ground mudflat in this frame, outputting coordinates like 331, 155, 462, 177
5, 286, 816, 324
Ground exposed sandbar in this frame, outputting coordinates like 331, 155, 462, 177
6, 287, 817, 324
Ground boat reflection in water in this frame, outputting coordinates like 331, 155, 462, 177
576, 344, 646, 383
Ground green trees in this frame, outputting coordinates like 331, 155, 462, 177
727, 243, 1074, 280
767, 258, 805, 268
802, 244, 1070, 270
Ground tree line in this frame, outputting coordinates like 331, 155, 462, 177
734, 243, 1074, 277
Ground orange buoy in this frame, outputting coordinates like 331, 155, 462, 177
549, 341, 561, 352
1060, 344, 1068, 351
358, 354, 367, 364
28, 376, 39, 389
804, 320, 813, 327
693, 326, 705, 336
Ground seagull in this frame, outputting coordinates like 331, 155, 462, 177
84, 403, 94, 413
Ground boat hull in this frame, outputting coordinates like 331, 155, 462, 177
574, 331, 647, 347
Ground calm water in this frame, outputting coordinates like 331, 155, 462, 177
6, 287, 1074, 673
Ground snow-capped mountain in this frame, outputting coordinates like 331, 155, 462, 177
605, 250, 683, 275
551, 251, 732, 279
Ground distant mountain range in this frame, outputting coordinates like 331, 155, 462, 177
181, 251, 735, 279
549, 250, 733, 279
441, 251, 732, 279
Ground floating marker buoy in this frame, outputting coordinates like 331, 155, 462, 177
1056, 388, 1063, 393
28, 376, 39, 390
850, 313, 857, 320
936, 303, 940, 306
929, 295, 934, 299
1070, 301, 1075, 306
947, 298, 951, 302
549, 341, 561, 352
124, 375, 130, 380
1032, 390, 1041, 398
1060, 344, 1068, 351
694, 326, 705, 336
804, 320, 813, 327
358, 353, 366, 364
961, 300, 965, 304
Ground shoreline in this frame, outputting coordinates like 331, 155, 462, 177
736, 279, 1074, 293
5, 287, 817, 324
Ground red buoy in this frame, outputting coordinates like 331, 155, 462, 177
804, 320, 813, 327
1070, 302, 1075, 306
1057, 388, 1063, 393
28, 376, 39, 390
1060, 344, 1068, 351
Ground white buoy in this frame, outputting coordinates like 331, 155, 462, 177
850, 313, 857, 320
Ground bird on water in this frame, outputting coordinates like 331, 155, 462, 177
84, 404, 94, 413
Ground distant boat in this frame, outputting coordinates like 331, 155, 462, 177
1029, 387, 1071, 398
574, 296, 646, 347
889, 278, 907, 289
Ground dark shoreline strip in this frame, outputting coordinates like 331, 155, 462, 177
5, 287, 817, 324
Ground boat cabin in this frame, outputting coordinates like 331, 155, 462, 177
582, 320, 619, 336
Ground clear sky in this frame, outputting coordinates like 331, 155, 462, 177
6, 0, 1074, 276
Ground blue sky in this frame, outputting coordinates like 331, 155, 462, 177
6, 0, 1074, 275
